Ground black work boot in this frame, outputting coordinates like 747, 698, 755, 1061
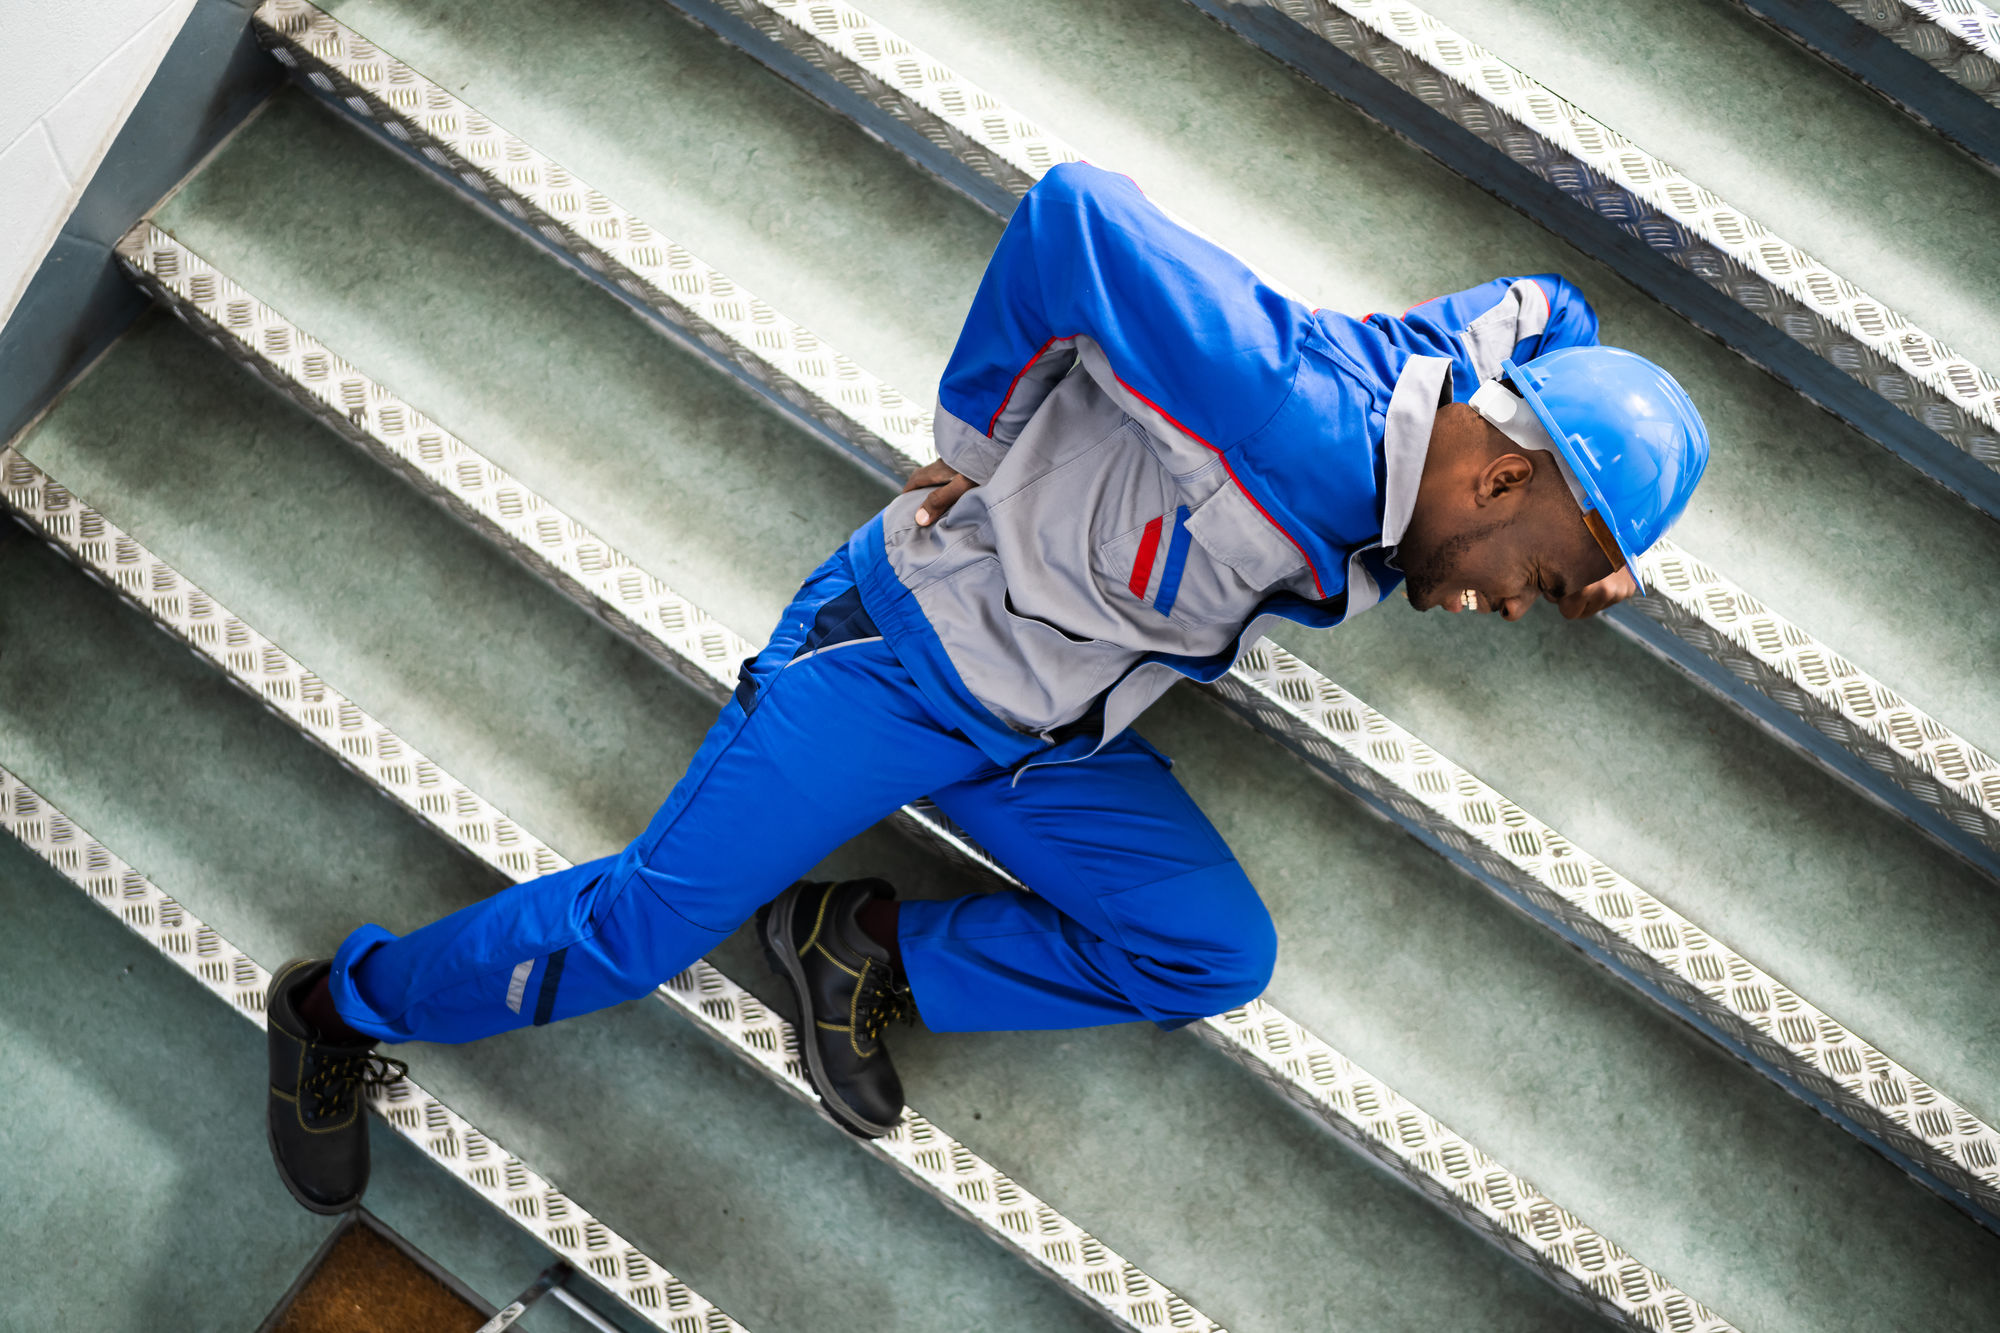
265, 958, 406, 1214
759, 880, 912, 1138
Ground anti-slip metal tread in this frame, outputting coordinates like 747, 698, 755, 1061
249, 0, 934, 488
660, 0, 2000, 520
625, 0, 2000, 886
655, 0, 1080, 215
1180, 0, 2000, 520
112, 229, 2000, 1245
1213, 636, 2000, 1231
0, 449, 1219, 1333
1728, 0, 2000, 171
0, 766, 746, 1333
1615, 542, 2000, 878
86, 248, 1736, 1332
1883, 0, 2000, 93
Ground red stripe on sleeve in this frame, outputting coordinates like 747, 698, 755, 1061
1128, 515, 1165, 599
985, 335, 1075, 437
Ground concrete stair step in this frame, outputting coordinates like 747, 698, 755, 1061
7, 91, 1984, 1328
201, 0, 2000, 1233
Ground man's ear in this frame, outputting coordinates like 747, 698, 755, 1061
1474, 451, 1536, 507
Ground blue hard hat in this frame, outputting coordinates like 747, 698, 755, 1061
1499, 346, 1709, 596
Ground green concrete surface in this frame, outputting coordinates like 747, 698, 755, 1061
8, 0, 2000, 1327
154, 90, 899, 649
316, 0, 996, 407
0, 786, 625, 1333
0, 511, 1620, 1332
854, 0, 2000, 764
1411, 0, 2000, 373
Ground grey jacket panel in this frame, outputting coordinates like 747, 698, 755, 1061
890, 343, 1322, 737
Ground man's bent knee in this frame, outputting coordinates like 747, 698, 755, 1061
1111, 860, 1278, 1021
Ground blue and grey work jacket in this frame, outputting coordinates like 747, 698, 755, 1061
847, 162, 1599, 772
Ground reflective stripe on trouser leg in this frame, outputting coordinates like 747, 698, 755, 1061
328, 553, 991, 1044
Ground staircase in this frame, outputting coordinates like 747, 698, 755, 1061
5, 0, 1998, 1328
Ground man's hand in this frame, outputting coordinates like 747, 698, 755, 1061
1556, 566, 1638, 620
903, 459, 978, 527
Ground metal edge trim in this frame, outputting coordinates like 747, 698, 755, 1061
1726, 0, 2000, 170
102, 234, 1753, 1330
1179, 0, 2000, 514
252, 0, 932, 487
0, 446, 1225, 1333
0, 765, 747, 1333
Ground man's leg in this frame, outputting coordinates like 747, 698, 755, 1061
900, 732, 1278, 1032
265, 554, 988, 1209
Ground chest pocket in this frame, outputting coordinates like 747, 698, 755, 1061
1096, 478, 1303, 635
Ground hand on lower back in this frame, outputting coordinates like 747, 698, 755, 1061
903, 459, 978, 526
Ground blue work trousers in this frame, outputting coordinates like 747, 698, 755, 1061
328, 552, 1277, 1044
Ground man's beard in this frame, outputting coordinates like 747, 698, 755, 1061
1400, 518, 1506, 606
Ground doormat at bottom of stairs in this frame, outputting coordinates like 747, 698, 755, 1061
260, 1212, 487, 1333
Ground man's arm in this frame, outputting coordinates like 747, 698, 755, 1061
1371, 274, 1599, 394
929, 162, 1309, 491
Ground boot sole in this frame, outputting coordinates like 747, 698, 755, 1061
758, 892, 899, 1140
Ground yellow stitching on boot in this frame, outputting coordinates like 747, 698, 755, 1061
797, 883, 837, 957
811, 939, 862, 979
817, 1020, 852, 1032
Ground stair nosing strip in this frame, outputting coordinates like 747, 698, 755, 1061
102, 226, 1760, 1332
0, 444, 1228, 1333
257, 0, 2000, 882
1894, 0, 2000, 79
1727, 0, 2000, 175
184, 12, 2000, 1232
0, 765, 749, 1333
127, 203, 2000, 1258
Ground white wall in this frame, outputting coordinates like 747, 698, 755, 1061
0, 0, 199, 332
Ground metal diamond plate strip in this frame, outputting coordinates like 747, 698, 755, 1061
250, 0, 933, 485
618, 0, 2000, 873
0, 767, 746, 1333
1184, 0, 2000, 511
1867, 0, 2000, 103
1628, 540, 2000, 874
698, 0, 1078, 197
1196, 1004, 1716, 1327
113, 223, 1006, 888
0, 449, 1223, 1333
1211, 637, 2000, 1228
103, 241, 1757, 1329
1726, 0, 2000, 175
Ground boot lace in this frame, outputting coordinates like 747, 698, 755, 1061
302, 1050, 408, 1119
854, 962, 913, 1046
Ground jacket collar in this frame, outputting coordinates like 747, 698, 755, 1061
1378, 354, 1452, 554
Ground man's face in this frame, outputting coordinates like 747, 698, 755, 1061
1399, 438, 1618, 621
